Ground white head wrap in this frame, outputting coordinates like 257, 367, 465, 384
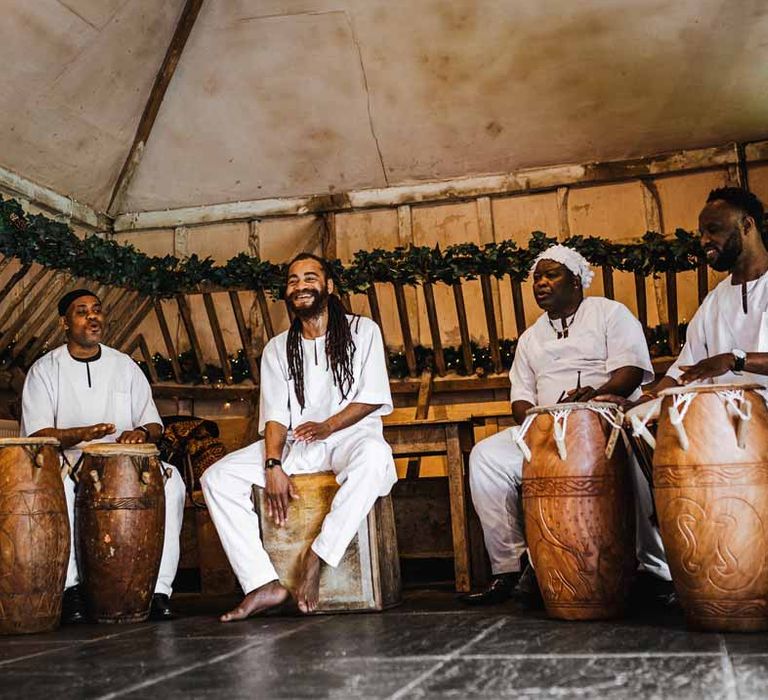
530, 244, 594, 289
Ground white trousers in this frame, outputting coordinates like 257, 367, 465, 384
200, 430, 397, 595
63, 461, 186, 596
468, 426, 671, 580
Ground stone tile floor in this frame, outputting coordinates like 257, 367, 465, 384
0, 589, 766, 699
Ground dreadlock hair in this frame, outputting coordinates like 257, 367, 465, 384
707, 187, 768, 246
285, 252, 357, 411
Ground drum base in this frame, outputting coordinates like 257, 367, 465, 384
683, 600, 768, 633
90, 610, 151, 624
0, 616, 59, 636
545, 602, 626, 622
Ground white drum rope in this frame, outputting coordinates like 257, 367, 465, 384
552, 409, 570, 461
514, 414, 536, 462
716, 389, 752, 448
669, 392, 697, 451
629, 398, 661, 450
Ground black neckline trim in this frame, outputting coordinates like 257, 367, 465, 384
69, 346, 102, 364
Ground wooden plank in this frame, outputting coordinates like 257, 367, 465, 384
509, 277, 527, 336
405, 369, 434, 480
0, 266, 49, 333
634, 272, 648, 330
340, 293, 352, 313
115, 143, 743, 231
393, 282, 417, 378
366, 286, 385, 336
228, 291, 260, 383
203, 292, 233, 384
103, 291, 141, 343
176, 294, 205, 375
697, 261, 709, 303
602, 265, 615, 300
113, 298, 154, 351
445, 423, 471, 592
0, 269, 61, 351
421, 282, 446, 376
0, 263, 33, 310
480, 274, 502, 373
665, 270, 680, 354
126, 333, 159, 384
255, 289, 275, 339
452, 283, 474, 375
107, 0, 205, 215
0, 257, 12, 280
154, 300, 183, 383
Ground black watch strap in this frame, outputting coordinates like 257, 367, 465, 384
734, 354, 747, 373
265, 458, 282, 470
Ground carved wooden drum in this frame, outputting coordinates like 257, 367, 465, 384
75, 443, 166, 623
519, 402, 636, 620
0, 437, 69, 634
655, 383, 768, 632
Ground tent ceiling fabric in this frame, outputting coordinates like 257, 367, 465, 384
2, 0, 768, 213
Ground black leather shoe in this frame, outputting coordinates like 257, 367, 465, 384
516, 564, 544, 610
61, 585, 87, 624
150, 593, 175, 621
630, 572, 680, 611
460, 572, 520, 605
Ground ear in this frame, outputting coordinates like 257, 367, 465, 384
742, 215, 756, 236
59, 317, 68, 333
326, 277, 335, 295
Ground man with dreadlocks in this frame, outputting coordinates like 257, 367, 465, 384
202, 253, 396, 620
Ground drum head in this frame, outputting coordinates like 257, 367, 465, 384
526, 400, 619, 416
658, 382, 764, 397
82, 442, 159, 457
0, 436, 59, 447
624, 397, 662, 423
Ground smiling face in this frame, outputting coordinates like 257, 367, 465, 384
285, 257, 333, 319
63, 295, 103, 350
532, 259, 582, 315
698, 200, 747, 272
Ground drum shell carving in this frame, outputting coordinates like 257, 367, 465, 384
523, 407, 635, 620
0, 443, 69, 634
75, 451, 165, 623
655, 387, 768, 632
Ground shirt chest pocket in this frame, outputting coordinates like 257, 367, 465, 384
111, 391, 133, 430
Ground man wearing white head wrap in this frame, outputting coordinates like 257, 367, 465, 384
462, 245, 671, 606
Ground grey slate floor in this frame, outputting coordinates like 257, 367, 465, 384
0, 589, 767, 699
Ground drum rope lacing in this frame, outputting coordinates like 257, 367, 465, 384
515, 403, 625, 462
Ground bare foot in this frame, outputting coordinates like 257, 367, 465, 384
296, 549, 322, 613
220, 580, 290, 622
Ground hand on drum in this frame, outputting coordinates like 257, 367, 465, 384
562, 386, 597, 403
592, 393, 632, 411
679, 353, 734, 383
82, 423, 115, 442
117, 429, 148, 444
265, 465, 299, 526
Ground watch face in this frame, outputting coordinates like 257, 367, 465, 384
734, 349, 747, 359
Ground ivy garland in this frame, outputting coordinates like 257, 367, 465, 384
0, 195, 705, 299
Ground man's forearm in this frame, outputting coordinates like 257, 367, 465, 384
31, 427, 86, 449
512, 400, 534, 426
595, 366, 645, 398
264, 421, 288, 461
326, 403, 381, 434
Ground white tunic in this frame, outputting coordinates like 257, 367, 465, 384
20, 344, 162, 462
509, 296, 654, 406
258, 315, 393, 437
667, 270, 768, 386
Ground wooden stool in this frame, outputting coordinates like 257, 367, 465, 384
253, 472, 401, 612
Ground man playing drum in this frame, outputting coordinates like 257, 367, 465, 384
20, 290, 186, 623
642, 188, 768, 394
462, 245, 671, 605
201, 253, 396, 620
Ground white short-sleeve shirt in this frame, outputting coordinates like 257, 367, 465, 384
509, 296, 654, 406
667, 270, 768, 386
20, 344, 162, 459
258, 315, 393, 436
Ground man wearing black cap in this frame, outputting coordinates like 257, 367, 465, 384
20, 290, 185, 622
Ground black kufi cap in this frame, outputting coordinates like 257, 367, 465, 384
58, 289, 100, 317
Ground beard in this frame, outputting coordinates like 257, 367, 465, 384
705, 229, 742, 272
287, 288, 329, 319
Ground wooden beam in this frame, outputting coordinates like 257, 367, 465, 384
0, 165, 106, 230
107, 0, 205, 215
176, 294, 205, 375
393, 282, 417, 378
665, 270, 680, 354
509, 278, 527, 337
422, 282, 446, 376
113, 298, 154, 351
202, 292, 233, 384
154, 300, 183, 383
126, 334, 159, 384
113, 141, 758, 231
452, 283, 474, 375
255, 289, 275, 339
697, 262, 709, 304
0, 263, 32, 308
480, 274, 502, 374
229, 291, 260, 383
602, 266, 615, 300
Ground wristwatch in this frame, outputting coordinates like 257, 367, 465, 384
732, 348, 747, 373
265, 458, 282, 470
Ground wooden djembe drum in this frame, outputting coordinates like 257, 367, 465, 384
0, 438, 69, 634
75, 443, 167, 623
520, 402, 636, 620
654, 383, 768, 632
